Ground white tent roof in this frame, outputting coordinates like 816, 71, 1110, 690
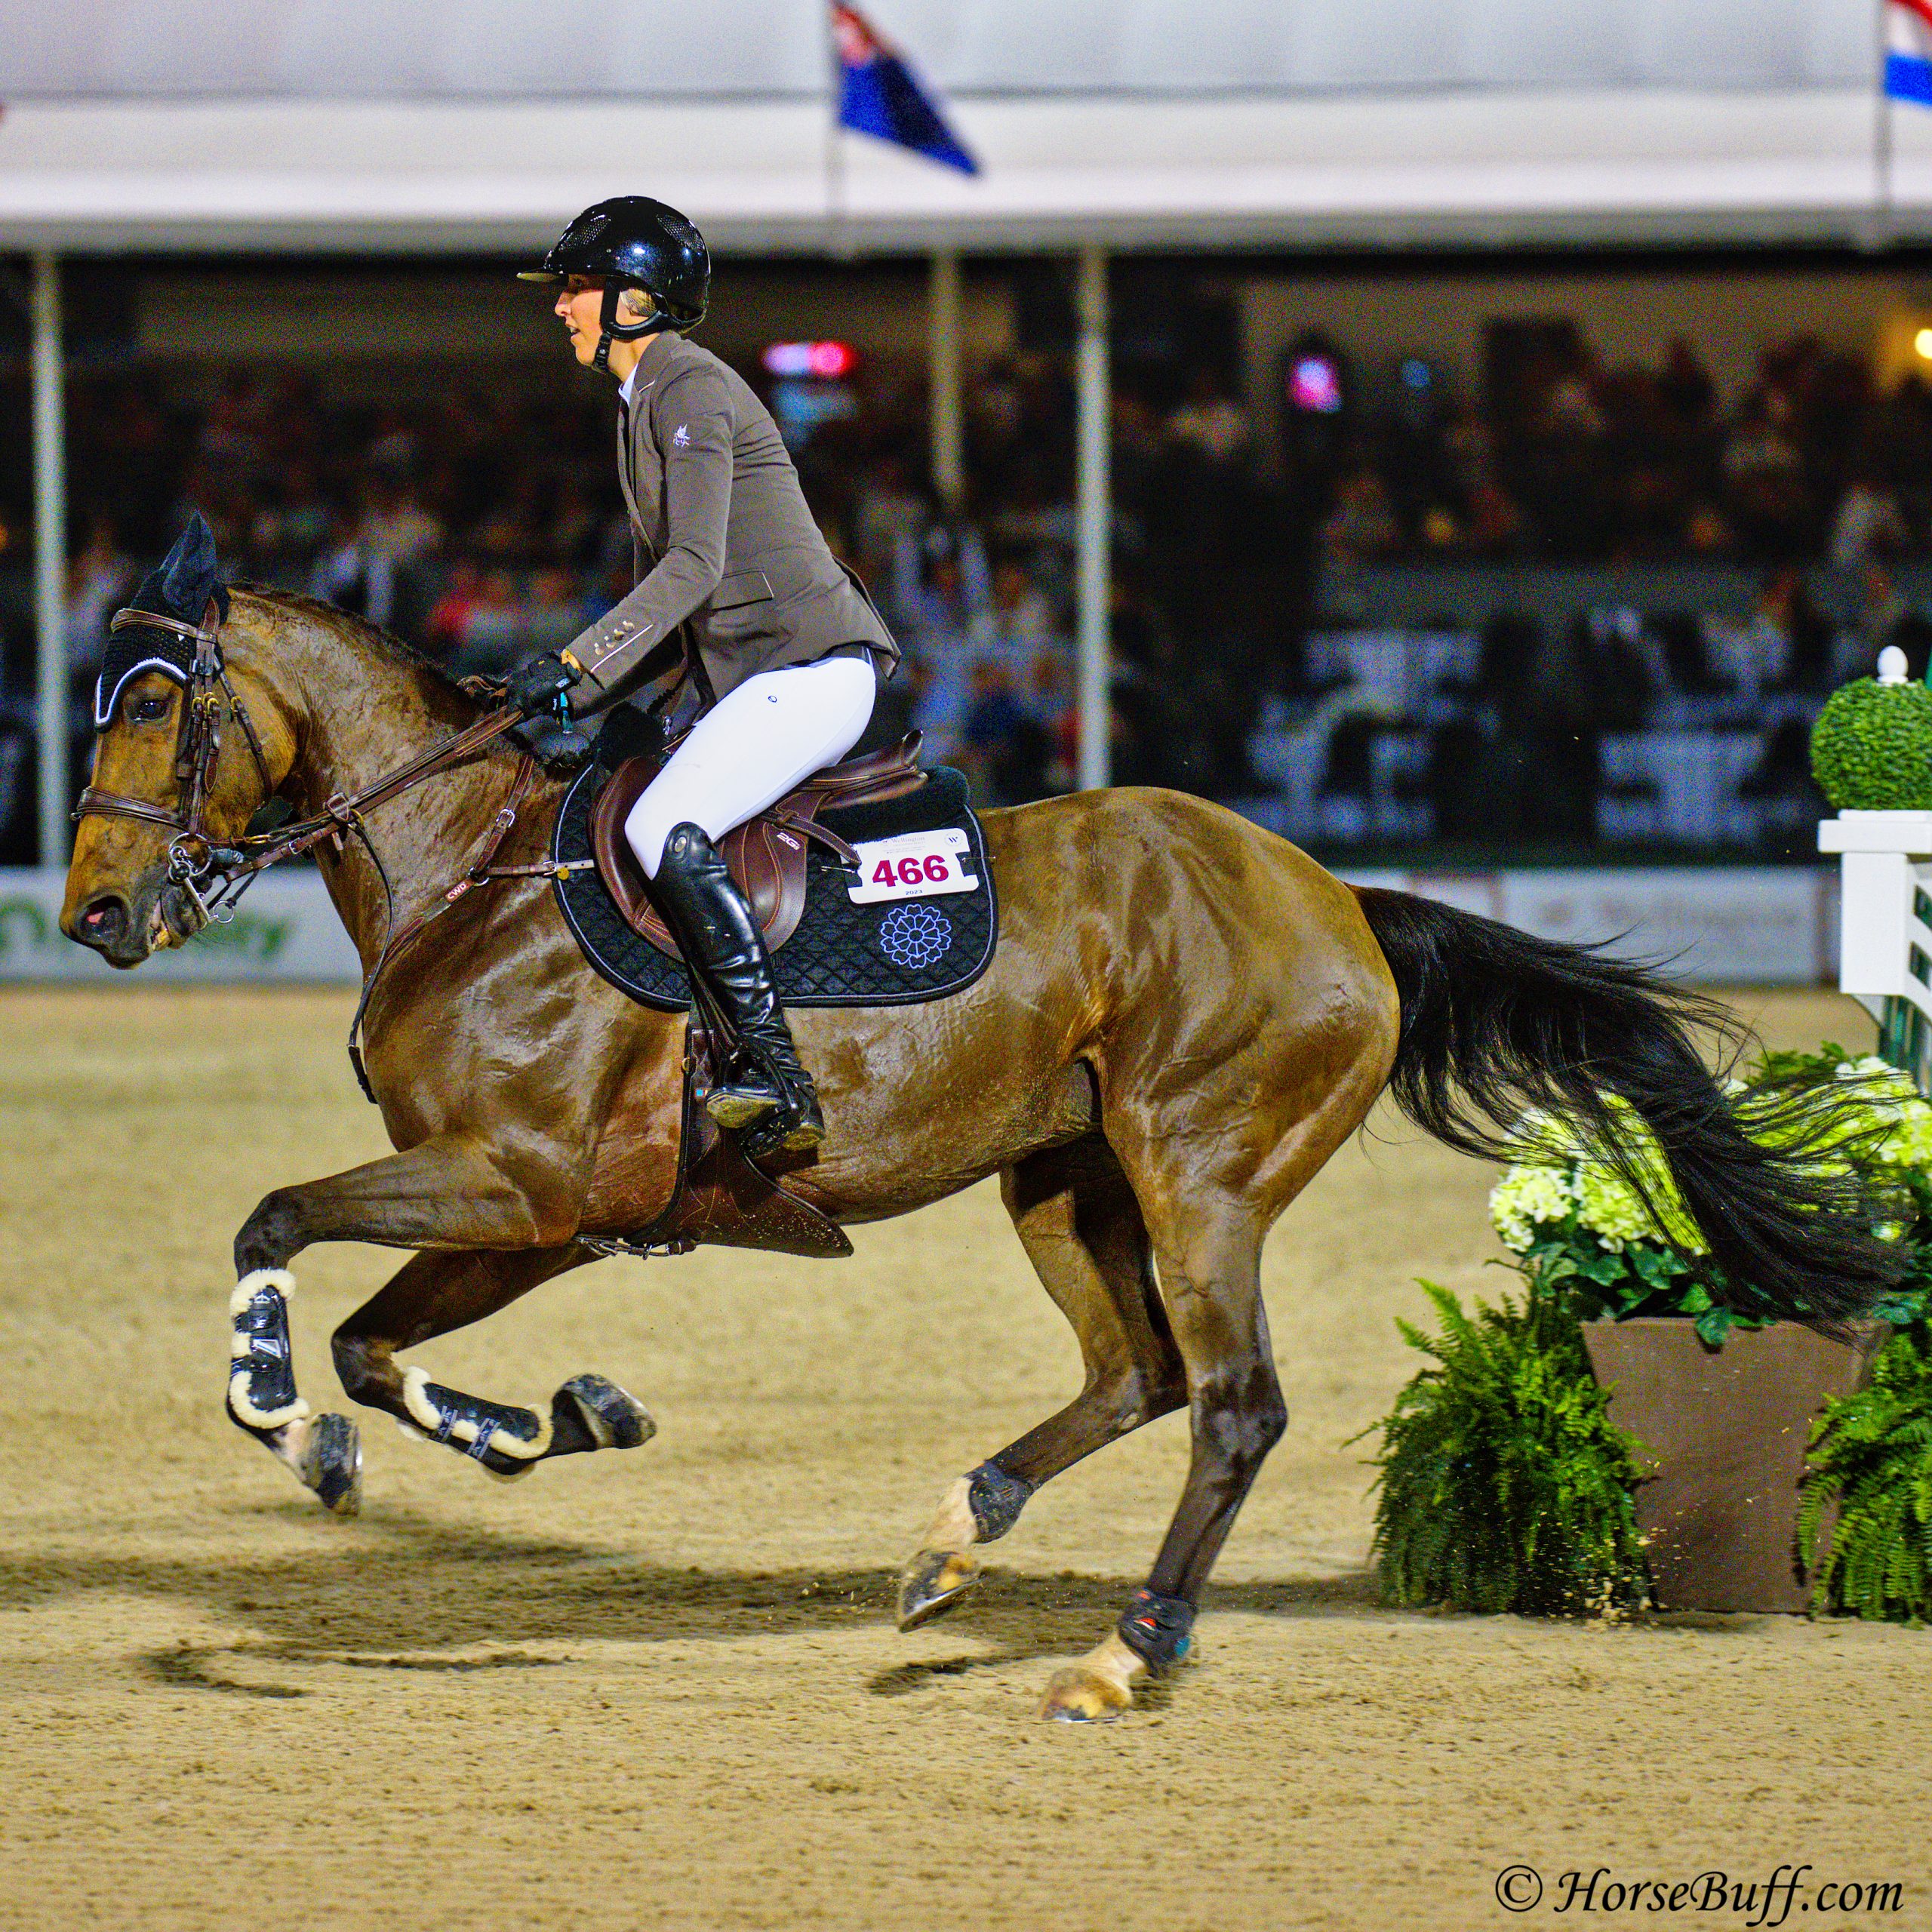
0, 0, 1919, 253
0, 0, 1875, 98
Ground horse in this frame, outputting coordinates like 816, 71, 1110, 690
61, 583, 1898, 1721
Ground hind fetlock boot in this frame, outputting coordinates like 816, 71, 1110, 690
651, 822, 826, 1156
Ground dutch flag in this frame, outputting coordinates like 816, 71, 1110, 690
832, 4, 979, 176
1888, 0, 1932, 106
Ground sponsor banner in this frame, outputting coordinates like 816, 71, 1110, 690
1340, 866, 1835, 985
1, 863, 1836, 988
0, 869, 363, 983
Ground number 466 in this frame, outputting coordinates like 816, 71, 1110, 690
872, 854, 949, 888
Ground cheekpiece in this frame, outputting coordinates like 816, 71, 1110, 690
94, 511, 230, 728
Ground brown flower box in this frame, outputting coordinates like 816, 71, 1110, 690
1580, 1318, 1885, 1613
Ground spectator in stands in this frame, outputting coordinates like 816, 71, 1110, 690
1167, 370, 1252, 470
977, 554, 1057, 660
309, 508, 395, 629
548, 478, 601, 567
426, 559, 484, 660
359, 478, 443, 570
1321, 465, 1401, 565
1723, 392, 1809, 559
962, 661, 1048, 804
248, 466, 334, 581
853, 454, 928, 576
1759, 567, 1835, 693
64, 516, 134, 683
454, 570, 527, 678
1657, 337, 1717, 429
1829, 472, 1909, 572
892, 522, 987, 641
525, 567, 583, 654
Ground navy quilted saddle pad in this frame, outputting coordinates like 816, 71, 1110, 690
552, 738, 998, 1014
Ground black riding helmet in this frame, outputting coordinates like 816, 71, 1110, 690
519, 196, 710, 371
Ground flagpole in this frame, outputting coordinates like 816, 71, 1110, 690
1875, 0, 1897, 249
825, 5, 852, 261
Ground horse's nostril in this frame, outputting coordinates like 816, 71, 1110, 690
80, 897, 127, 943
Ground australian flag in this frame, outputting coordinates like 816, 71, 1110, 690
832, 4, 979, 176
1888, 0, 1932, 106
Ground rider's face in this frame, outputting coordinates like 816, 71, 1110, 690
555, 276, 605, 367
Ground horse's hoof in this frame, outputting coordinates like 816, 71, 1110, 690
556, 1373, 656, 1451
1038, 1666, 1133, 1722
1038, 1666, 1133, 1721
897, 1548, 982, 1631
297, 1413, 363, 1516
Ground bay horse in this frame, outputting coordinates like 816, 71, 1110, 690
61, 586, 1895, 1720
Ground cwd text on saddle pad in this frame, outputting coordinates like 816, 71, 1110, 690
846, 828, 981, 903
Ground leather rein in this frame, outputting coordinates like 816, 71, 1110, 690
74, 601, 559, 1100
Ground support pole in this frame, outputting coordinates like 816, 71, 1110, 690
32, 251, 67, 869
1872, 0, 1897, 250
1074, 244, 1111, 792
928, 250, 964, 513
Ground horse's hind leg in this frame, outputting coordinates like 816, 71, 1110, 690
330, 1247, 655, 1481
1037, 1205, 1281, 1721
898, 1137, 1186, 1629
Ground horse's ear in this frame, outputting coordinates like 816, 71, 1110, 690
155, 510, 229, 624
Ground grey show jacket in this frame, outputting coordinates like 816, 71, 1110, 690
565, 333, 897, 713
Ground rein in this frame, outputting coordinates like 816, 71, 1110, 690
75, 602, 566, 1101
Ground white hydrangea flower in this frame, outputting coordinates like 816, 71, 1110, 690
1488, 1162, 1577, 1253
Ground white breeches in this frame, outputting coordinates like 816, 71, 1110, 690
624, 656, 878, 877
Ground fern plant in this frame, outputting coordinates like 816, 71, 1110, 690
1364, 1264, 1652, 1616
1800, 1332, 1932, 1623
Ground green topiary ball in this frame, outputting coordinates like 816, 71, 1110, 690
1810, 677, 1932, 811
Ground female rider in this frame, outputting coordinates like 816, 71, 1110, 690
507, 198, 898, 1159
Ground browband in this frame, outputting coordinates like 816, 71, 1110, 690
108, 607, 221, 648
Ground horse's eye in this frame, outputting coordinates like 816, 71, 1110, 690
129, 695, 171, 724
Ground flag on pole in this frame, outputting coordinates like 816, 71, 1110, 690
1887, 0, 1932, 106
831, 4, 978, 175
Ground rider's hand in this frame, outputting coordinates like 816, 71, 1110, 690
504, 651, 582, 718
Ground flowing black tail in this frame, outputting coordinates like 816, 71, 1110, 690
1354, 887, 1904, 1331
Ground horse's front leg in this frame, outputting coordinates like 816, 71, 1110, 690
225, 1131, 595, 1509
330, 1244, 655, 1479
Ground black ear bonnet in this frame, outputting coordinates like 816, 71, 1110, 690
94, 512, 231, 729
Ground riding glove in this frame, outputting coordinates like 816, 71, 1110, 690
504, 651, 582, 716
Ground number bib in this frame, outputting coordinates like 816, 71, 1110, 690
845, 828, 982, 905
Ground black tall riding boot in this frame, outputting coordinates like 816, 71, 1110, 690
651, 822, 825, 1157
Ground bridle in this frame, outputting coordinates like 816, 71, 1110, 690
75, 601, 281, 928
74, 598, 555, 1099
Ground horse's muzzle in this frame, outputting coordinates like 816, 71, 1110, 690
63, 871, 205, 967
65, 891, 149, 968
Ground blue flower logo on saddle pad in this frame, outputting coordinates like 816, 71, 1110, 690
878, 902, 953, 971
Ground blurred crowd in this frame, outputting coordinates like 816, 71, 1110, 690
8, 315, 1932, 863
20, 348, 1268, 811
1320, 331, 1932, 572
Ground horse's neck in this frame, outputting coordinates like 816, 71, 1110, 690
274, 611, 510, 963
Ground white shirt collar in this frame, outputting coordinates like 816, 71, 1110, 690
619, 365, 638, 406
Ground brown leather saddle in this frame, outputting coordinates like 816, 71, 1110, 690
587, 731, 928, 959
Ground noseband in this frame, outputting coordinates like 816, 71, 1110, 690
74, 601, 278, 927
